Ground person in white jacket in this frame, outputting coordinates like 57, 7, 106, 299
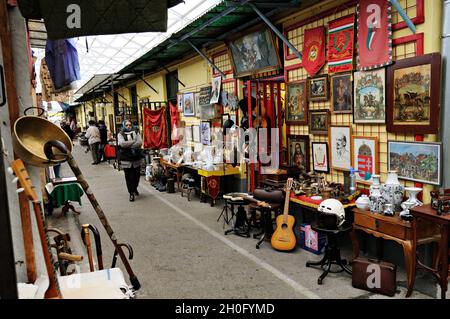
118, 120, 143, 202
85, 120, 101, 164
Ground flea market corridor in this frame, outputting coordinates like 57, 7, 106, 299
47, 142, 441, 299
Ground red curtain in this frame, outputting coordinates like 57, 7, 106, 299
169, 101, 180, 145
143, 107, 168, 149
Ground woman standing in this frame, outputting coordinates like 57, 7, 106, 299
118, 120, 143, 202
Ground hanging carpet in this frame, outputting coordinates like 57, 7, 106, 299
143, 107, 168, 150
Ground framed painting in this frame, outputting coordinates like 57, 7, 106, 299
210, 75, 222, 104
352, 136, 379, 184
308, 75, 329, 102
388, 141, 442, 186
331, 73, 352, 113
329, 125, 352, 171
228, 28, 281, 77
221, 113, 230, 127
353, 69, 386, 124
312, 142, 329, 173
192, 125, 200, 143
308, 109, 330, 135
183, 92, 195, 116
200, 121, 211, 145
287, 135, 310, 171
195, 93, 201, 117
184, 125, 193, 143
286, 80, 308, 124
386, 53, 441, 134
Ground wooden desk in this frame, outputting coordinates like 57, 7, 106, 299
410, 204, 450, 299
351, 208, 439, 297
197, 166, 241, 206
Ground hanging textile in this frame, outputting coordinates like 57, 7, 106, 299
144, 107, 168, 149
328, 15, 355, 74
169, 101, 180, 145
302, 26, 326, 77
45, 38, 81, 91
357, 0, 393, 70
207, 176, 220, 200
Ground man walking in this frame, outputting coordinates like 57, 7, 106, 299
85, 120, 101, 164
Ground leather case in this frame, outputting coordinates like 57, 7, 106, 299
253, 188, 284, 203
351, 257, 397, 296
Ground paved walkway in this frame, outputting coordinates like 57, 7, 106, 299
47, 142, 443, 299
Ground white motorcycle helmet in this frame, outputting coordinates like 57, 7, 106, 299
318, 199, 346, 228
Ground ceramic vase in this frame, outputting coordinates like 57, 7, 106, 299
381, 171, 404, 212
370, 175, 381, 192
369, 185, 384, 213
383, 203, 395, 216
404, 187, 423, 207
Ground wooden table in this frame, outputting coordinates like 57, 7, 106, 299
197, 166, 241, 206
410, 204, 450, 299
351, 208, 439, 297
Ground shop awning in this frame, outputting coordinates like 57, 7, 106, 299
119, 0, 310, 75
74, 73, 136, 103
18, 0, 184, 39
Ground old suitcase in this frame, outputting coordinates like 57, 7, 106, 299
351, 257, 397, 296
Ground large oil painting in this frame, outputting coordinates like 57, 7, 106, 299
286, 80, 308, 124
388, 141, 442, 186
353, 69, 385, 124
228, 28, 280, 77
387, 53, 441, 134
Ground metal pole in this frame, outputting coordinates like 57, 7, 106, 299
186, 39, 226, 78
441, 1, 450, 187
139, 75, 158, 94
248, 2, 303, 60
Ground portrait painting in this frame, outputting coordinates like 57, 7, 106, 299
210, 76, 222, 104
387, 53, 441, 134
200, 121, 211, 145
352, 136, 378, 184
183, 92, 195, 116
329, 125, 352, 171
286, 80, 308, 124
287, 135, 310, 171
308, 76, 328, 102
388, 141, 442, 186
228, 28, 280, 77
312, 142, 329, 173
353, 69, 385, 123
331, 73, 352, 113
308, 109, 330, 135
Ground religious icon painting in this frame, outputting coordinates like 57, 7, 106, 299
329, 125, 352, 171
353, 69, 386, 124
183, 92, 195, 116
287, 135, 310, 171
352, 136, 378, 184
331, 73, 352, 114
312, 142, 329, 173
286, 80, 308, 125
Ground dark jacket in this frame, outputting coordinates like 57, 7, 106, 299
98, 124, 108, 144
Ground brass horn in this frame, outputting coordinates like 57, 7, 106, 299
12, 116, 73, 167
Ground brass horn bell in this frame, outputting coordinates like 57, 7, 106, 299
12, 116, 73, 167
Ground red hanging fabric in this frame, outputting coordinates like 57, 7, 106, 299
302, 26, 326, 77
143, 107, 168, 149
169, 101, 180, 145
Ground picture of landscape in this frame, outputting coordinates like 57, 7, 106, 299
388, 141, 441, 185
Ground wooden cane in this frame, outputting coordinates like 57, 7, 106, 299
81, 224, 95, 272
44, 140, 140, 290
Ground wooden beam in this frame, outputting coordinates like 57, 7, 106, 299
0, 0, 36, 284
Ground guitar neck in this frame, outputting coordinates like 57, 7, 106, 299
282, 188, 291, 222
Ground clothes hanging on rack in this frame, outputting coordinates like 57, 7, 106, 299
169, 101, 180, 145
45, 38, 81, 92
143, 107, 168, 149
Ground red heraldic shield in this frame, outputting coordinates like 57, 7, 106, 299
328, 15, 355, 74
357, 154, 373, 180
302, 26, 326, 77
144, 107, 168, 149
357, 0, 393, 70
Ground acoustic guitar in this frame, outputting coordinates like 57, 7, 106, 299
10, 159, 62, 298
271, 178, 297, 251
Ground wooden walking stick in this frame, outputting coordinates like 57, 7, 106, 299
81, 224, 95, 272
44, 140, 140, 290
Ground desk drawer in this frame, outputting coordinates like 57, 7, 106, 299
355, 213, 407, 240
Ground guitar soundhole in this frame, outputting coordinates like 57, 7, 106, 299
281, 224, 288, 229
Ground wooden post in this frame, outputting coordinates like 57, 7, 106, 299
0, 0, 36, 283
